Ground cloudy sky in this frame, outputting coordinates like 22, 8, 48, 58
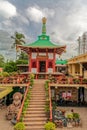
0, 0, 87, 60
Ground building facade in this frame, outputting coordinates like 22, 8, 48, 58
17, 17, 66, 79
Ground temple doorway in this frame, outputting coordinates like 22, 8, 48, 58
39, 61, 46, 72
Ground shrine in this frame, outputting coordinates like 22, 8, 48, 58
17, 17, 66, 79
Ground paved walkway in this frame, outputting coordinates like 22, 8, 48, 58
0, 106, 87, 130
0, 108, 13, 130
56, 107, 87, 130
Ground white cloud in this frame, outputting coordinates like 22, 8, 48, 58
0, 1, 17, 19
16, 13, 29, 25
26, 5, 55, 23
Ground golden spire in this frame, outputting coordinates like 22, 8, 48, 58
42, 17, 47, 24
42, 17, 47, 35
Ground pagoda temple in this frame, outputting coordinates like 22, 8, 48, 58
17, 17, 66, 79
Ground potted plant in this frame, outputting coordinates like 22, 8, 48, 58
44, 121, 56, 130
73, 113, 80, 120
73, 78, 80, 84
14, 122, 25, 130
82, 78, 87, 84
67, 113, 73, 122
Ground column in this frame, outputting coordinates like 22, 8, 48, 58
29, 53, 31, 72
72, 64, 75, 76
53, 52, 55, 72
46, 49, 48, 79
80, 64, 83, 76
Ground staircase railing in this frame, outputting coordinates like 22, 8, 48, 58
49, 83, 52, 121
16, 83, 29, 122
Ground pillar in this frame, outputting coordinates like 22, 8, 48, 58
29, 52, 31, 72
80, 64, 83, 76
53, 52, 55, 72
72, 64, 75, 76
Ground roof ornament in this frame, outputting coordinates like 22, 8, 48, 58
42, 17, 47, 35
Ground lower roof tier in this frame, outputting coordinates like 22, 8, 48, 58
17, 45, 66, 55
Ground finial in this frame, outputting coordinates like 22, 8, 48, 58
42, 17, 47, 24
42, 17, 47, 35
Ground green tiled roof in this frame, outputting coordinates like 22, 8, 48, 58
56, 60, 67, 65
24, 35, 58, 48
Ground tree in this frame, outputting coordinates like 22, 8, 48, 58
4, 60, 18, 73
11, 32, 25, 59
16, 52, 28, 64
0, 54, 5, 67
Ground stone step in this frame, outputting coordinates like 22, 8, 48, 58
23, 117, 47, 122
24, 121, 46, 126
32, 88, 45, 90
28, 104, 45, 107
29, 102, 45, 105
31, 97, 45, 100
27, 108, 45, 112
26, 110, 45, 114
31, 92, 45, 95
31, 94, 45, 96
29, 99, 46, 102
24, 113, 46, 118
23, 80, 47, 130
25, 125, 44, 130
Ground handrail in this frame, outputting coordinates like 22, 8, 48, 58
49, 83, 52, 121
16, 83, 29, 122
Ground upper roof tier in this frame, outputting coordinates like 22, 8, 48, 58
17, 17, 66, 54
22, 17, 64, 48
24, 35, 58, 48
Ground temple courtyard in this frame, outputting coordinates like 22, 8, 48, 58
0, 107, 87, 130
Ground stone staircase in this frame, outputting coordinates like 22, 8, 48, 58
23, 80, 47, 130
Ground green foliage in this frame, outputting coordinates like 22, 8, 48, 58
0, 54, 5, 67
20, 89, 31, 120
29, 74, 34, 86
73, 113, 80, 119
29, 73, 35, 79
14, 122, 25, 130
16, 52, 28, 64
0, 72, 9, 77
67, 113, 73, 119
82, 78, 87, 84
45, 80, 49, 91
18, 52, 28, 60
4, 60, 18, 73
11, 32, 25, 48
44, 121, 56, 130
16, 59, 28, 64
30, 78, 34, 86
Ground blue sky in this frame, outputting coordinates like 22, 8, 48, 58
0, 0, 87, 60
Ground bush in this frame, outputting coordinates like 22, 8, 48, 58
73, 113, 80, 119
67, 113, 73, 119
14, 122, 25, 130
44, 121, 56, 130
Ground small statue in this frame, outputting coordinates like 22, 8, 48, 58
6, 92, 22, 120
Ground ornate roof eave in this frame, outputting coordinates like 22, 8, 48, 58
55, 45, 66, 55
17, 45, 66, 55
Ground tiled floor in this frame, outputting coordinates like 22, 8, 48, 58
0, 107, 87, 130
0, 108, 13, 130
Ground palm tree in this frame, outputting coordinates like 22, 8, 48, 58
11, 32, 25, 59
